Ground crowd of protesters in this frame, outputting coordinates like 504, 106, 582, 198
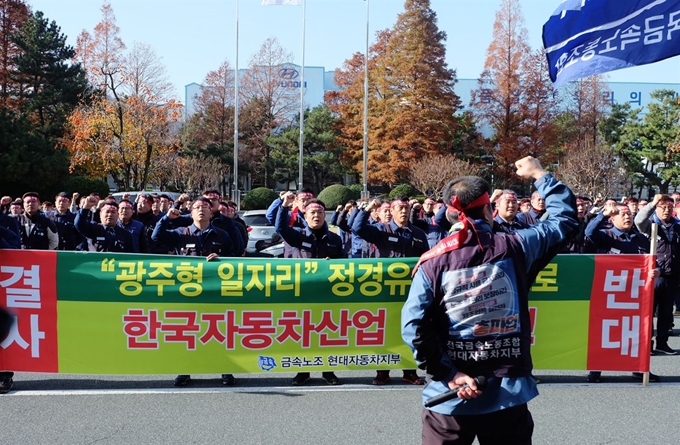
0, 189, 246, 392
0, 174, 678, 394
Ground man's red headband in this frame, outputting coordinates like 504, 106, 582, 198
390, 200, 410, 209
305, 203, 324, 212
447, 192, 491, 213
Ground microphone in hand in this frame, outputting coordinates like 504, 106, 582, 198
424, 376, 487, 408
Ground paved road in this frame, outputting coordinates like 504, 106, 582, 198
4, 331, 680, 444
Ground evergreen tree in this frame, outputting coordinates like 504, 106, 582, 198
0, 0, 30, 110
606, 90, 680, 194
11, 10, 88, 138
267, 104, 346, 194
0, 109, 70, 197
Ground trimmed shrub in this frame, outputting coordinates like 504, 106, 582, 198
388, 183, 418, 199
317, 184, 355, 209
241, 187, 278, 210
63, 176, 110, 199
347, 183, 363, 199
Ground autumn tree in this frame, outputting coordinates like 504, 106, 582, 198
180, 59, 236, 195
0, 0, 29, 110
472, 0, 554, 188
329, 0, 467, 186
326, 29, 390, 185
152, 151, 228, 195
555, 139, 627, 199
517, 49, 561, 166
409, 154, 483, 199
239, 37, 298, 187
556, 74, 611, 149
370, 0, 463, 184
64, 1, 181, 191
191, 59, 234, 154
123, 41, 174, 99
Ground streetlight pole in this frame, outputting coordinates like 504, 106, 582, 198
361, 0, 370, 200
232, 0, 240, 209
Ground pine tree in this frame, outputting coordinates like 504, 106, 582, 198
11, 11, 88, 138
0, 0, 30, 110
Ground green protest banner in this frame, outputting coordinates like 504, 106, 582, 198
0, 251, 653, 374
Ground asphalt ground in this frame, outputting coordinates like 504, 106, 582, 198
4, 322, 680, 445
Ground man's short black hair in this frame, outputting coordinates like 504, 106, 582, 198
100, 200, 119, 209
159, 194, 173, 201
299, 188, 315, 196
391, 195, 410, 204
55, 192, 70, 200
442, 176, 490, 221
202, 189, 220, 197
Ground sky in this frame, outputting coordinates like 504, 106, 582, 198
26, 0, 680, 103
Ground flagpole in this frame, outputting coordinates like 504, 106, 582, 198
233, 0, 240, 208
298, 0, 306, 191
361, 0, 370, 200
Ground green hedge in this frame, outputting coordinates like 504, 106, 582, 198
317, 184, 356, 209
388, 183, 418, 199
63, 176, 111, 199
241, 187, 279, 210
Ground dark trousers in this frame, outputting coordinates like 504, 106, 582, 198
421, 404, 533, 445
654, 277, 677, 345
673, 285, 680, 313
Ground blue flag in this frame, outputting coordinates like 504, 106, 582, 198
543, 0, 680, 88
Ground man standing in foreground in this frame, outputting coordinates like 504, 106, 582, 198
402, 156, 577, 445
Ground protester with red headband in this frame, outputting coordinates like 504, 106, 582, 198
352, 195, 429, 386
585, 200, 662, 383
410, 198, 449, 249
171, 190, 245, 256
490, 189, 528, 234
518, 198, 531, 213
346, 199, 380, 258
402, 156, 577, 445
266, 188, 315, 257
152, 197, 238, 388
275, 194, 344, 386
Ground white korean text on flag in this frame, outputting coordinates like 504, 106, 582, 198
542, 0, 680, 88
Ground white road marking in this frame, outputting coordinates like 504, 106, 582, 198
4, 382, 679, 396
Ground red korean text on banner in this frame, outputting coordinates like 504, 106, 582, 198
587, 255, 654, 373
0, 250, 59, 372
